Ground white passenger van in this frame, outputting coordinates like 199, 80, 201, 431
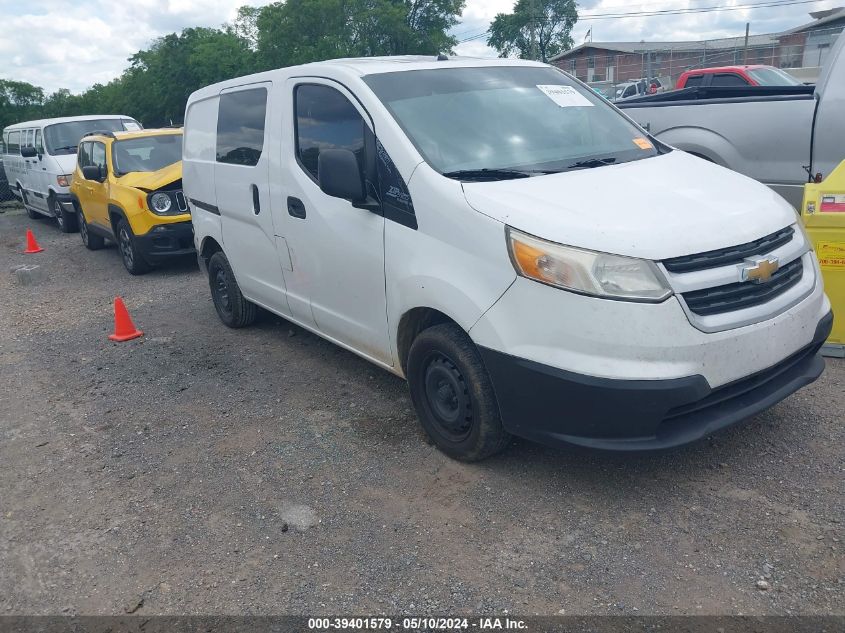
183, 56, 831, 461
2, 115, 141, 231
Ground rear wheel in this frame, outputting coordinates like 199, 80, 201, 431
51, 195, 78, 233
116, 218, 150, 275
407, 323, 511, 461
78, 206, 105, 250
208, 251, 257, 328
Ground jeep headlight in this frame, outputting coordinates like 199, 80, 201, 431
507, 227, 672, 302
149, 192, 172, 214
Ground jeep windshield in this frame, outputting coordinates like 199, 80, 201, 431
44, 119, 140, 155
363, 65, 659, 180
112, 134, 182, 175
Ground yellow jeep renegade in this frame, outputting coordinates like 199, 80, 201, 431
69, 128, 193, 274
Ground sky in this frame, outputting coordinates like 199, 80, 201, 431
0, 0, 842, 94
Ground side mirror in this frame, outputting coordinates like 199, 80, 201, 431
20, 146, 37, 158
318, 149, 365, 202
82, 165, 104, 182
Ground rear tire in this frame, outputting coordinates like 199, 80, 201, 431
208, 251, 257, 328
51, 195, 78, 233
116, 218, 151, 275
78, 207, 105, 250
407, 323, 511, 462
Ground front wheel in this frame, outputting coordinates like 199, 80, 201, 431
208, 251, 257, 328
407, 323, 511, 462
52, 196, 78, 233
116, 218, 150, 275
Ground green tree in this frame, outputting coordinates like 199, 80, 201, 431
0, 79, 45, 130
488, 0, 577, 62
255, 0, 464, 69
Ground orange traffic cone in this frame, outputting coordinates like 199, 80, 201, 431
109, 297, 143, 342
24, 229, 44, 254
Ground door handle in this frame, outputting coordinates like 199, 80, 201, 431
287, 196, 306, 219
251, 184, 260, 215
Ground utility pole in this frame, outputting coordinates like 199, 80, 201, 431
530, 0, 539, 61
743, 22, 750, 65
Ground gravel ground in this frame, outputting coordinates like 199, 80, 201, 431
0, 206, 842, 616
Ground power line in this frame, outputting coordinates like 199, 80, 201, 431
455, 0, 830, 43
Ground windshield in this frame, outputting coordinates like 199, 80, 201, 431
364, 66, 658, 177
746, 67, 801, 86
112, 134, 182, 174
44, 119, 140, 155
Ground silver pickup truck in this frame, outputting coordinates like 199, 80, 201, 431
618, 34, 845, 209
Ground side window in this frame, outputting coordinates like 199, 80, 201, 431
24, 129, 33, 149
91, 142, 107, 171
34, 129, 43, 154
184, 97, 218, 162
295, 84, 365, 181
216, 87, 267, 166
78, 142, 93, 169
683, 75, 704, 87
8, 130, 20, 154
711, 73, 749, 87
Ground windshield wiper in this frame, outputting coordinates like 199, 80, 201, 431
52, 145, 78, 153
566, 157, 617, 170
442, 168, 534, 182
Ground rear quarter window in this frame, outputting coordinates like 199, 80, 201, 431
683, 75, 704, 87
215, 88, 268, 166
184, 97, 219, 162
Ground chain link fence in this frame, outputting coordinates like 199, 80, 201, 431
553, 24, 843, 98
0, 139, 20, 205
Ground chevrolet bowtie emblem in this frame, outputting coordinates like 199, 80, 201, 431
741, 256, 780, 283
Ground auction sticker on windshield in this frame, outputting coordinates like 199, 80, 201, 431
537, 85, 594, 108
633, 137, 654, 150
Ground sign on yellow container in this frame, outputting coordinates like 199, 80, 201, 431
802, 159, 845, 356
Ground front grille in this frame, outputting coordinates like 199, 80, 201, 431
663, 226, 794, 273
175, 190, 188, 213
682, 257, 804, 316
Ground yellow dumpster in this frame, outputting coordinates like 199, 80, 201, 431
801, 160, 845, 357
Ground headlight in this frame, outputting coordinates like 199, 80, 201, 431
507, 227, 672, 302
149, 192, 172, 214
56, 174, 71, 187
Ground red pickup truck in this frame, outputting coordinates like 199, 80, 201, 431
675, 65, 803, 89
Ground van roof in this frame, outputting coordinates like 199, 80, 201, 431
188, 55, 549, 101
3, 114, 134, 132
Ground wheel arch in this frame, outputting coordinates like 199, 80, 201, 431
199, 236, 224, 268
108, 203, 129, 234
396, 307, 463, 376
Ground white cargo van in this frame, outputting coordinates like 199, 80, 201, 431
183, 56, 831, 461
2, 115, 141, 231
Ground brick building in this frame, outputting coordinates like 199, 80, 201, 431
550, 7, 845, 85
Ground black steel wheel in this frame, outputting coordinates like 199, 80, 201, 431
407, 323, 511, 461
207, 251, 257, 328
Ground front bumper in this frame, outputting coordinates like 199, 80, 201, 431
479, 311, 832, 451
56, 193, 74, 214
135, 221, 195, 262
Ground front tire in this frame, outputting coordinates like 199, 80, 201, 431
51, 195, 78, 233
116, 218, 150, 275
207, 251, 257, 328
407, 323, 511, 462
78, 207, 105, 250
